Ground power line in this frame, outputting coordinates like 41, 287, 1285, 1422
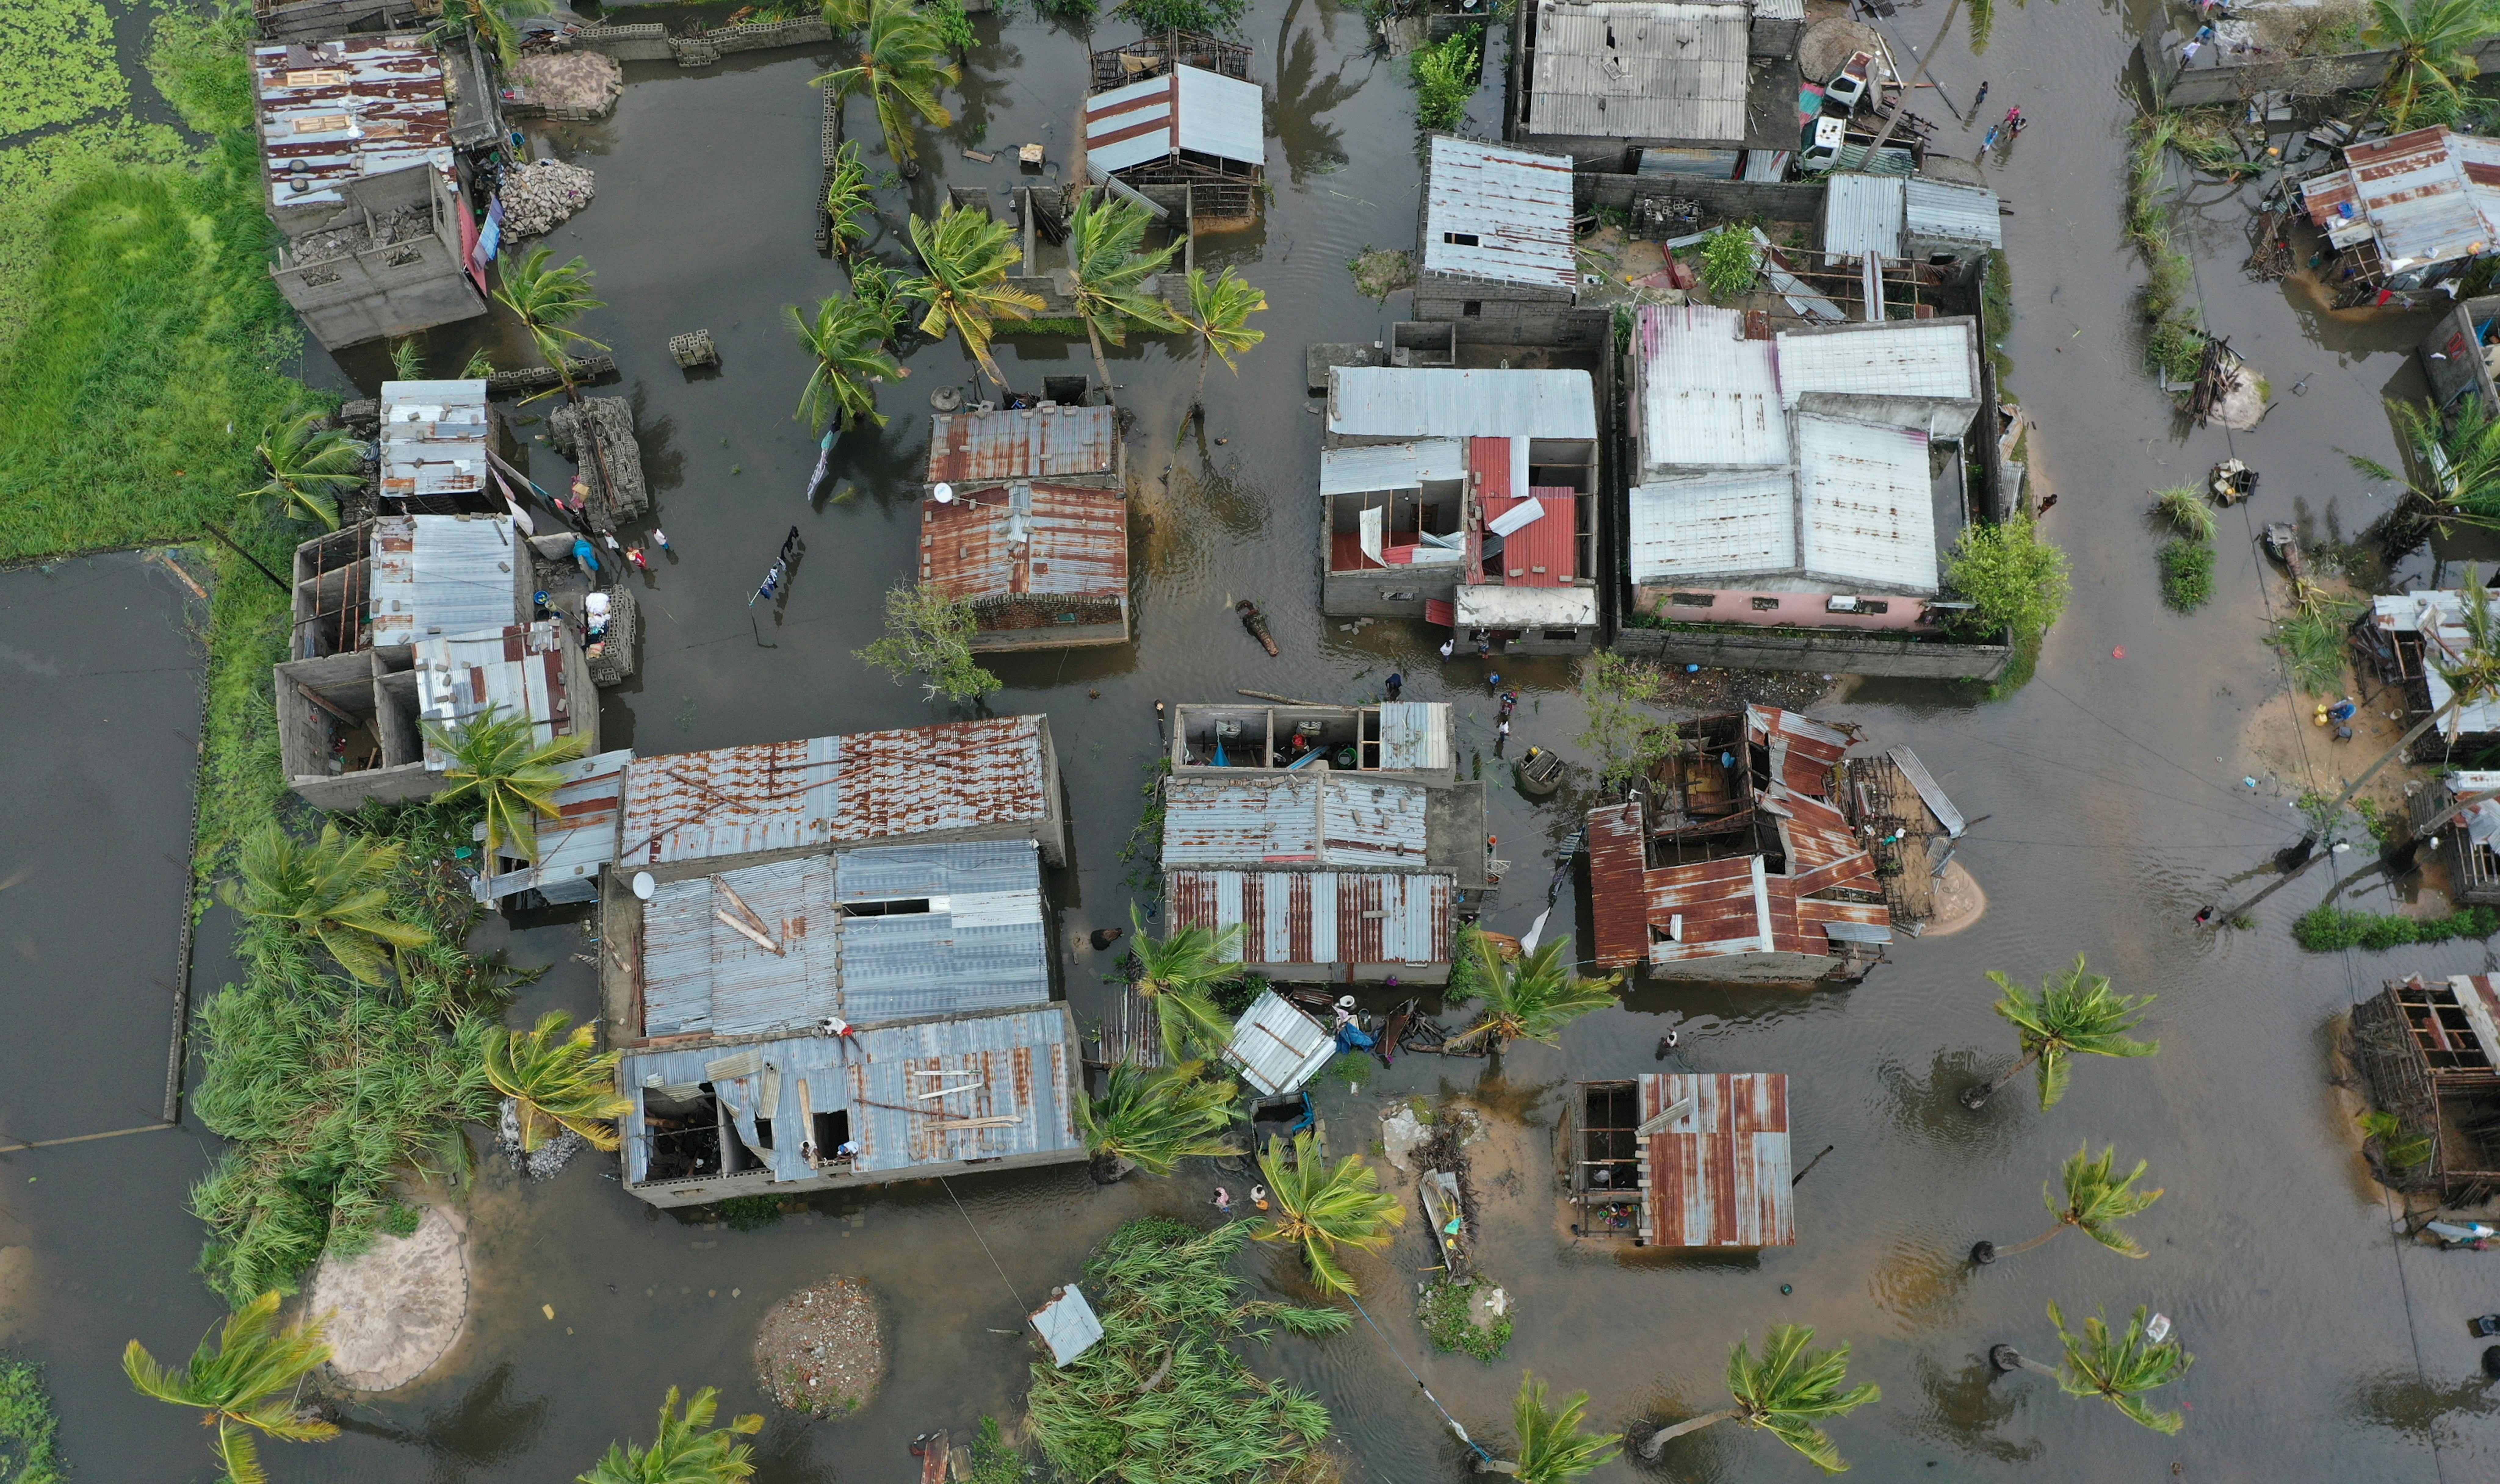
1342, 1291, 1497, 1466
938, 1175, 1028, 1315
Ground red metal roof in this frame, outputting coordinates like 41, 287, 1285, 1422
926, 406, 1119, 486
1480, 488, 1578, 586
1639, 1072, 1794, 1247
1588, 802, 1648, 968
919, 483, 1128, 601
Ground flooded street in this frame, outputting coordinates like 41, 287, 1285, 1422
13, 0, 2500, 1478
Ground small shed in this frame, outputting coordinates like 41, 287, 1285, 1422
919, 480, 1130, 651
377, 379, 496, 515
1632, 1071, 1794, 1247
1414, 135, 1579, 323
1223, 989, 1337, 1096
1082, 57, 1265, 217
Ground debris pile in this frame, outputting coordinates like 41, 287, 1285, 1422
498, 1097, 586, 1181
498, 159, 598, 239
288, 203, 434, 264
506, 51, 624, 120
754, 1275, 885, 1416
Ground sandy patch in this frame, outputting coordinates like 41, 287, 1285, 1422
755, 1275, 885, 1417
305, 1206, 468, 1392
1921, 859, 1988, 936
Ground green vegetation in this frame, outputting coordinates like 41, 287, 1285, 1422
125, 1290, 339, 1482
1943, 515, 2070, 648
855, 580, 1003, 702
1985, 1145, 2164, 1261
823, 138, 876, 258
2358, 1108, 2433, 1168
2269, 592, 2364, 695
1252, 1130, 1407, 1296
1062, 191, 1183, 407
2353, 394, 2500, 535
906, 203, 1043, 386
1411, 26, 1485, 131
2158, 538, 2215, 612
1348, 245, 1417, 300
221, 823, 435, 987
959, 1417, 1027, 1484
1026, 1219, 1345, 1482
2317, 565, 2500, 822
818, 0, 959, 173
2127, 114, 2211, 388
1636, 1325, 1881, 1468
1698, 225, 1759, 301
444, 0, 555, 68
924, 0, 980, 52
712, 1195, 788, 1231
785, 291, 905, 431
484, 1010, 631, 1152
579, 1386, 763, 1484
1508, 1373, 1617, 1484
1420, 1278, 1512, 1360
2292, 901, 2500, 950
1130, 907, 1245, 1062
0, 1356, 64, 1484
239, 408, 365, 531
1965, 953, 2159, 1111
1577, 650, 1679, 787
1116, 0, 1253, 34
0, 0, 127, 139
1179, 265, 1269, 414
2038, 1303, 2193, 1434
1444, 930, 1622, 1053
2153, 486, 2217, 542
1078, 1061, 1240, 1180
2362, 0, 2495, 131
425, 704, 593, 861
493, 247, 609, 389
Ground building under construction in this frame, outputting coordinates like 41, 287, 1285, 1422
1562, 1072, 1796, 1247
2349, 975, 2500, 1201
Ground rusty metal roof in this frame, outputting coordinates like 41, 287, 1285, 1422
2301, 128, 2500, 266
1587, 801, 1649, 968
412, 621, 584, 769
619, 716, 1051, 867
254, 37, 452, 212
926, 406, 1118, 487
919, 482, 1128, 601
475, 748, 632, 903
367, 513, 522, 647
1161, 774, 1432, 870
1167, 870, 1453, 967
378, 380, 488, 505
1638, 1072, 1794, 1246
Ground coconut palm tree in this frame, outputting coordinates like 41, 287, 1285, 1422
484, 1010, 632, 1153
222, 823, 433, 985
492, 247, 609, 390
1443, 931, 1621, 1054
2362, 0, 2491, 130
125, 1289, 340, 1484
2309, 563, 2500, 824
1129, 905, 1244, 1064
1177, 265, 1268, 417
1960, 954, 2158, 1110
815, 0, 958, 175
848, 257, 913, 342
446, 0, 553, 67
1060, 190, 1183, 409
1506, 1372, 1620, 1484
905, 204, 1042, 388
1077, 1060, 1239, 1181
1635, 1324, 1881, 1469
421, 703, 591, 863
823, 138, 876, 259
785, 293, 906, 433
1970, 1144, 2163, 1265
1251, 1131, 1406, 1297
239, 409, 365, 530
1992, 1303, 2192, 1435
579, 1385, 764, 1484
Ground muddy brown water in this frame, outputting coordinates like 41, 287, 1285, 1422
12, 1, 2500, 1478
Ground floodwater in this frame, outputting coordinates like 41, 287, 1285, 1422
16, 0, 2500, 1478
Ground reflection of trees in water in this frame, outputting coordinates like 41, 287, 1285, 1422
1271, 0, 1368, 184
334, 1362, 549, 1479
1903, 1351, 2042, 1464
1875, 1047, 2026, 1156
1436, 1066, 1565, 1126
2350, 1367, 2500, 1447
1866, 1228, 1975, 1334
1171, 451, 1270, 543
944, 31, 1023, 153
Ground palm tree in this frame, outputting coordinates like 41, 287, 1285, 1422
492, 247, 610, 390
1128, 905, 1244, 1064
1177, 265, 1268, 417
785, 293, 906, 433
2308, 564, 2500, 825
1970, 1145, 2163, 1265
1960, 954, 2157, 1110
484, 1010, 632, 1153
1505, 1373, 1619, 1484
848, 257, 913, 342
239, 409, 364, 530
905, 204, 1042, 388
1060, 190, 1183, 409
1635, 1325, 1881, 1469
422, 703, 591, 863
1443, 931, 1621, 1054
446, 0, 553, 67
1077, 1060, 1239, 1181
1991, 1303, 2192, 1435
221, 823, 433, 985
579, 1385, 763, 1484
125, 1290, 340, 1484
2362, 0, 2490, 130
814, 0, 958, 175
1251, 1131, 1406, 1297
824, 138, 876, 259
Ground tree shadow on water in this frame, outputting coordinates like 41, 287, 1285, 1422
1903, 1351, 2043, 1464
333, 1362, 548, 1480
1876, 1047, 2027, 1158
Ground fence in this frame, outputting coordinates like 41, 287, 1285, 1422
2142, 14, 2500, 108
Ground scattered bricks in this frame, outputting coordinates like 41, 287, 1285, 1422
547, 397, 649, 528
669, 330, 718, 368
497, 159, 598, 240
485, 355, 617, 394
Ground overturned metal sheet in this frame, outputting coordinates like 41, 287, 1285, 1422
1223, 989, 1337, 1096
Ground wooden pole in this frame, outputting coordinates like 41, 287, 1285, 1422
200, 520, 290, 594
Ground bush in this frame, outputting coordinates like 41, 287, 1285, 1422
2292, 903, 2500, 952
1411, 26, 1483, 131
1943, 518, 2070, 643
1699, 225, 1758, 300
923, 0, 979, 50
712, 1195, 786, 1231
1419, 1278, 1512, 1361
2158, 538, 2214, 611
2268, 595, 2363, 696
2153, 485, 2216, 540
0, 1355, 64, 1484
1116, 0, 1250, 33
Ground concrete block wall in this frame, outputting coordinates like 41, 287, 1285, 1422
1574, 171, 1826, 222
1613, 622, 2013, 680
255, 0, 421, 41
2143, 13, 2500, 108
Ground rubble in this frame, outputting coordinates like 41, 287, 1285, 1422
499, 159, 598, 240
506, 51, 624, 121
287, 204, 434, 265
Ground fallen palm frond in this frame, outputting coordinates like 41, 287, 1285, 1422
2152, 486, 2217, 541
2267, 591, 2365, 696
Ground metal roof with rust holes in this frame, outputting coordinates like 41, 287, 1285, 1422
927, 405, 1119, 487
254, 37, 451, 212
2301, 128, 2500, 268
1524, 0, 1753, 143
920, 482, 1128, 602
412, 621, 583, 769
1422, 135, 1579, 289
1638, 1072, 1794, 1246
377, 380, 489, 505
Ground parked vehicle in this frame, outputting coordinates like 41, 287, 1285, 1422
1824, 49, 1878, 113
1798, 117, 1916, 174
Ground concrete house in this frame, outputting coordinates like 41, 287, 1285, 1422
921, 405, 1130, 651
1413, 135, 1580, 325
2416, 292, 2500, 417
1506, 0, 1801, 170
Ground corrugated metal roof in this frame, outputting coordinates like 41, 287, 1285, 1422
2299, 128, 2500, 266
1903, 177, 2002, 250
1329, 368, 1598, 439
1030, 1286, 1103, 1367
1378, 702, 1452, 771
1639, 1072, 1794, 1247
1175, 64, 1264, 167
378, 380, 488, 504
1776, 322, 1976, 408
367, 513, 520, 647
1525, 0, 1752, 143
412, 622, 582, 769
1635, 306, 1787, 469
1587, 801, 1648, 967
1167, 870, 1454, 966
926, 405, 1118, 487
1321, 776, 1432, 866
1751, 0, 1803, 17
1083, 72, 1176, 175
1422, 136, 1578, 288
1480, 488, 1578, 585
1796, 413, 1937, 592
254, 37, 451, 211
620, 716, 1051, 866
1823, 173, 1904, 260
1628, 471, 1794, 581
1222, 989, 1336, 1096
620, 1004, 1081, 1185
1161, 774, 1433, 869
2373, 591, 2500, 734
919, 482, 1127, 602
1455, 584, 1597, 626
1320, 440, 1467, 494
475, 748, 630, 902
639, 841, 1049, 1038
1083, 65, 1263, 174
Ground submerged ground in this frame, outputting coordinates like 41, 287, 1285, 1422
6, 0, 2500, 1479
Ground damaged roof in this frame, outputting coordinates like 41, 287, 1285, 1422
1524, 0, 1753, 142
2373, 591, 2500, 735
378, 380, 489, 505
475, 748, 631, 903
2301, 128, 2500, 268
412, 621, 585, 769
920, 482, 1128, 603
1638, 1072, 1794, 1246
367, 513, 522, 648
1167, 870, 1454, 967
254, 36, 452, 212
1421, 136, 1579, 288
1161, 773, 1433, 871
927, 405, 1118, 487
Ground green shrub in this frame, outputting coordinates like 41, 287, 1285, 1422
2268, 595, 2363, 695
1411, 26, 1483, 131
0, 1355, 64, 1484
922, 0, 979, 51
2153, 485, 2217, 540
1419, 1278, 1512, 1361
713, 1195, 786, 1231
2158, 538, 2214, 611
1116, 0, 1250, 33
1943, 517, 2070, 643
2292, 903, 2500, 952
1699, 225, 1758, 300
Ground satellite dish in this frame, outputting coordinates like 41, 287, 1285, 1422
631, 871, 657, 901
934, 481, 956, 503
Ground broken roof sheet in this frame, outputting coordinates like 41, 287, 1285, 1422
1525, 0, 1752, 142
1329, 367, 1598, 439
2299, 128, 2500, 266
367, 513, 520, 648
378, 380, 488, 505
926, 405, 1118, 487
1638, 1072, 1794, 1246
2373, 590, 2500, 735
619, 716, 1051, 867
1422, 136, 1579, 288
1378, 702, 1454, 771
1796, 413, 1937, 592
1167, 870, 1455, 967
1480, 488, 1579, 585
255, 37, 451, 212
919, 482, 1128, 602
412, 622, 583, 769
1222, 989, 1337, 1096
1320, 440, 1467, 494
1161, 774, 1433, 870
1083, 64, 1263, 174
1823, 172, 1906, 260
475, 748, 630, 903
1636, 305, 1787, 469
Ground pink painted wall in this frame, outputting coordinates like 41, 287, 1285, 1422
1635, 588, 1935, 631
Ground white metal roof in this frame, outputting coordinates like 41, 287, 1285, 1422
1176, 64, 1263, 166
1222, 989, 1337, 1096
1823, 173, 1905, 260
1082, 64, 1263, 175
378, 380, 488, 504
1629, 471, 1795, 582
1796, 413, 1937, 591
1329, 368, 1598, 439
1454, 584, 1598, 626
1422, 136, 1578, 288
1525, 0, 1751, 143
1320, 440, 1466, 494
1776, 323, 1976, 409
368, 513, 520, 647
1903, 177, 2003, 250
1030, 1286, 1103, 1367
2373, 590, 2500, 735
1636, 305, 1786, 470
